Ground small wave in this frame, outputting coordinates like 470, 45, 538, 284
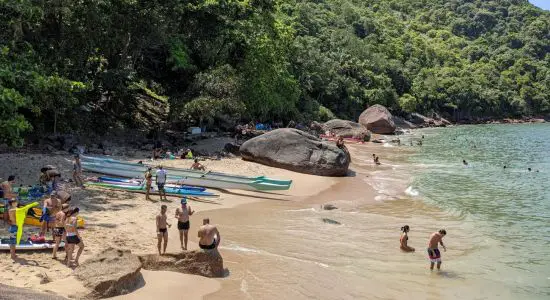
222, 245, 261, 254
383, 143, 394, 148
405, 186, 419, 197
286, 208, 317, 213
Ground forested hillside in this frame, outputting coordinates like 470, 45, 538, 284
1, 0, 549, 145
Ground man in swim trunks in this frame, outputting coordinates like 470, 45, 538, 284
73, 155, 84, 188
427, 229, 447, 270
198, 218, 220, 250
1, 175, 16, 222
40, 192, 60, 236
156, 204, 171, 255
175, 197, 194, 250
65, 207, 84, 267
8, 198, 18, 259
45, 168, 61, 191
145, 167, 153, 201
190, 159, 206, 171
156, 165, 167, 201
52, 204, 70, 260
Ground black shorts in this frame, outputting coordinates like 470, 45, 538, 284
199, 239, 217, 250
177, 221, 190, 231
157, 183, 165, 190
66, 235, 81, 244
158, 228, 167, 234
53, 227, 65, 237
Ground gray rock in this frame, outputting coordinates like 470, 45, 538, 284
139, 249, 224, 278
0, 283, 66, 299
392, 116, 417, 129
239, 128, 350, 176
224, 143, 241, 156
322, 218, 341, 225
322, 204, 338, 211
358, 104, 396, 134
324, 119, 371, 141
74, 248, 142, 299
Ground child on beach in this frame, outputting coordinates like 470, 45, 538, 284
156, 205, 171, 255
400, 225, 415, 252
65, 207, 84, 267
427, 229, 447, 270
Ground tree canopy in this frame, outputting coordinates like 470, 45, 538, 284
1, 0, 549, 145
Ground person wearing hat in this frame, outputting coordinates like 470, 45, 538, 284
144, 167, 153, 201
73, 154, 84, 188
175, 197, 194, 250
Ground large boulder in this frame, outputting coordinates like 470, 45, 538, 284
239, 128, 350, 176
139, 250, 224, 278
358, 104, 396, 134
323, 119, 371, 141
0, 284, 67, 300
74, 248, 142, 299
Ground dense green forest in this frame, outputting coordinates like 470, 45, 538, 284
1, 0, 549, 145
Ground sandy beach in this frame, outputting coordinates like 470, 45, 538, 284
0, 145, 341, 299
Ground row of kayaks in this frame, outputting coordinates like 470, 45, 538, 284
81, 155, 292, 191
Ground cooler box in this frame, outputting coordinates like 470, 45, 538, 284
188, 127, 201, 134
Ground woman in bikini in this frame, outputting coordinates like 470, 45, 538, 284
400, 225, 415, 252
64, 207, 84, 267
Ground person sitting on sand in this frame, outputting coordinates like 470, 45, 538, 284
40, 192, 60, 236
427, 229, 447, 271
65, 207, 84, 267
336, 136, 345, 149
156, 165, 167, 201
198, 218, 221, 250
72, 155, 84, 188
8, 198, 18, 260
400, 225, 415, 252
156, 205, 171, 255
145, 167, 153, 201
175, 197, 194, 250
52, 204, 69, 260
190, 159, 206, 171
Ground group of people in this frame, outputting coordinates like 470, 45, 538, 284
143, 159, 206, 201
399, 226, 448, 271
155, 197, 220, 255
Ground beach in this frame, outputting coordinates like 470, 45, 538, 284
1, 124, 549, 299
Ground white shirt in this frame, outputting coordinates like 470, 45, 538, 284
156, 169, 167, 184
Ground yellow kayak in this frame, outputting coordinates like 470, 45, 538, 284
1, 205, 85, 229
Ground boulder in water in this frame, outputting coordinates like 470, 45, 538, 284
74, 248, 143, 299
358, 104, 396, 134
239, 128, 350, 176
324, 119, 371, 141
139, 249, 224, 278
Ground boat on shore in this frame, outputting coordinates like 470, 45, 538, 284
85, 180, 218, 198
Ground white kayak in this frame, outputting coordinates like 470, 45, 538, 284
0, 238, 65, 251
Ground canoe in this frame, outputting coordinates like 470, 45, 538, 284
0, 238, 64, 251
85, 181, 218, 197
81, 155, 292, 186
0, 206, 85, 229
82, 162, 291, 191
96, 176, 206, 191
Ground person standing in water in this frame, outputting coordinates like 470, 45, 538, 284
463, 159, 468, 166
72, 155, 84, 188
175, 197, 194, 250
144, 167, 153, 201
427, 229, 447, 270
52, 204, 69, 260
198, 218, 221, 250
156, 204, 171, 255
65, 207, 84, 267
8, 198, 18, 260
155, 165, 167, 201
400, 225, 415, 252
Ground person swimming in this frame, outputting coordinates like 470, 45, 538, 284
463, 159, 468, 166
528, 168, 532, 172
400, 225, 415, 252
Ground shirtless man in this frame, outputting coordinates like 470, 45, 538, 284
40, 192, 60, 236
175, 197, 194, 250
198, 218, 221, 250
8, 199, 18, 259
144, 167, 153, 201
190, 159, 206, 171
156, 205, 172, 255
1, 176, 16, 222
73, 155, 84, 188
427, 229, 447, 270
65, 207, 84, 267
52, 204, 70, 260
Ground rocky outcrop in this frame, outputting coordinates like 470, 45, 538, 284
0, 284, 67, 300
309, 121, 327, 135
239, 128, 350, 176
407, 113, 451, 128
322, 204, 338, 210
392, 116, 417, 129
224, 143, 241, 156
74, 248, 142, 299
139, 250, 224, 278
358, 104, 396, 134
324, 119, 371, 141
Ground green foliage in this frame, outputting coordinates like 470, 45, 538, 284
318, 105, 336, 122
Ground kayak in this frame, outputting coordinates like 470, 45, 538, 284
81, 155, 292, 186
0, 205, 85, 229
96, 176, 206, 191
0, 238, 64, 251
82, 162, 291, 191
85, 181, 218, 197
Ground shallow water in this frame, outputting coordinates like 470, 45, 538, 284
206, 124, 550, 300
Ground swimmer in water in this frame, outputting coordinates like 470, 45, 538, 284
463, 160, 468, 166
400, 225, 415, 252
528, 168, 532, 172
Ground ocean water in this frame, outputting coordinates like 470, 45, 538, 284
205, 124, 550, 300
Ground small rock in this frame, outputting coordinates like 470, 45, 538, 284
37, 272, 51, 284
322, 204, 338, 211
322, 218, 341, 225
